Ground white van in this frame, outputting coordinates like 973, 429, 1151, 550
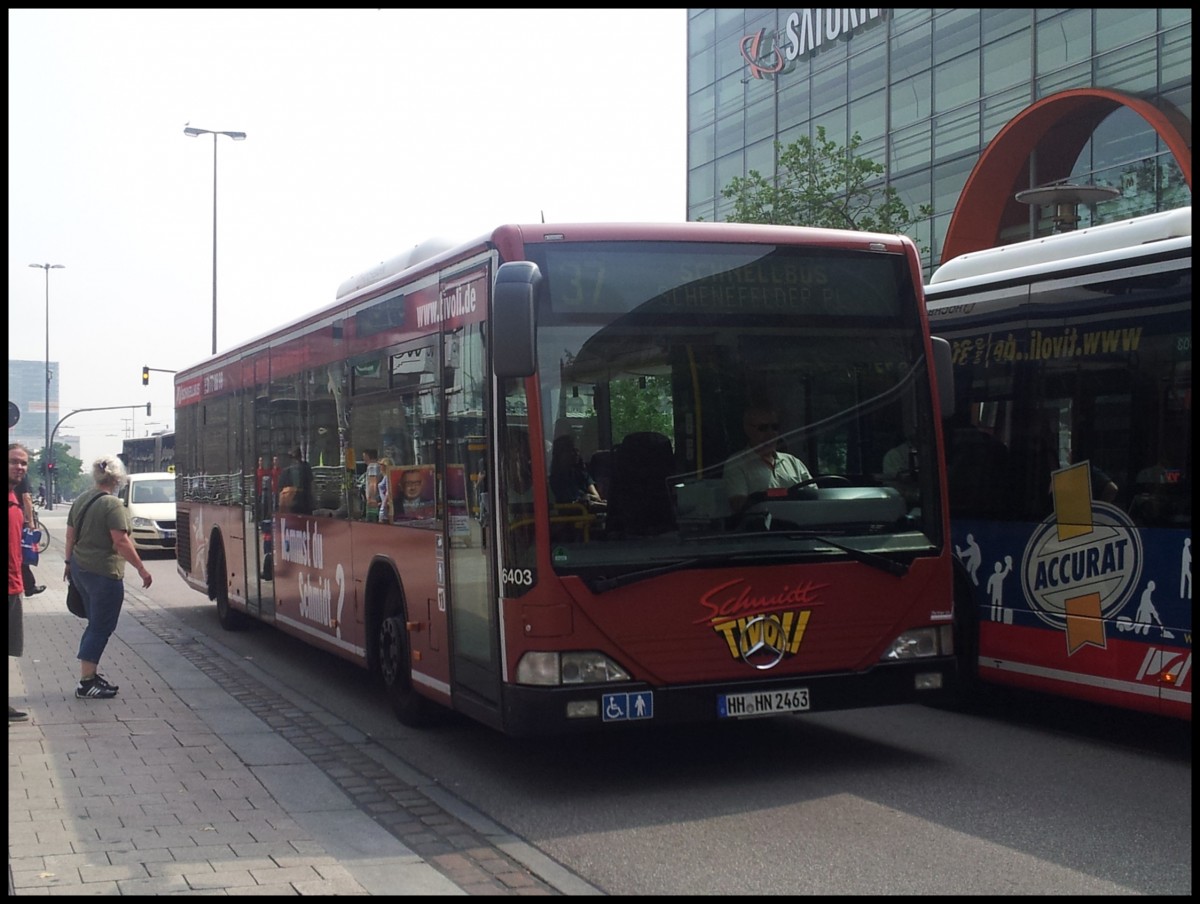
118, 472, 177, 554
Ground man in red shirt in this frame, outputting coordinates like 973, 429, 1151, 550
8, 443, 30, 722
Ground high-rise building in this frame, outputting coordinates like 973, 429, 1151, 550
7, 358, 78, 462
686, 9, 1191, 271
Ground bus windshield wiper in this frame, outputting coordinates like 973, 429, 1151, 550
684, 527, 912, 577
586, 533, 908, 593
589, 558, 705, 594
781, 531, 909, 576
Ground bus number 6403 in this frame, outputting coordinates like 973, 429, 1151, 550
503, 568, 534, 587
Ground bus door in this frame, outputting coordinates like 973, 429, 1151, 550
245, 354, 275, 619
441, 272, 502, 710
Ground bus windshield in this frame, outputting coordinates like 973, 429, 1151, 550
518, 241, 942, 581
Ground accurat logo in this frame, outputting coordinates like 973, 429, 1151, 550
1020, 463, 1142, 655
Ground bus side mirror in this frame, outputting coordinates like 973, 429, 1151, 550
492, 261, 540, 378
930, 336, 955, 420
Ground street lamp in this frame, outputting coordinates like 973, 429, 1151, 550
29, 262, 65, 510
1015, 183, 1120, 233
183, 124, 246, 355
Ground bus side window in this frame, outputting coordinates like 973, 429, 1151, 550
946, 421, 1010, 519
1129, 462, 1189, 527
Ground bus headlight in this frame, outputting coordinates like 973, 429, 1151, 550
881, 626, 953, 661
516, 651, 631, 686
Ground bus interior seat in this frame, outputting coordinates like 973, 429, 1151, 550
313, 488, 345, 517
605, 431, 677, 536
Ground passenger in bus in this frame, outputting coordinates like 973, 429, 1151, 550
1004, 417, 1059, 520
1066, 411, 1119, 504
505, 430, 535, 507
549, 435, 605, 511
277, 447, 313, 515
1087, 464, 1119, 503
945, 418, 1009, 518
1130, 456, 1185, 526
359, 448, 380, 520
376, 458, 393, 522
882, 433, 921, 508
723, 404, 812, 513
882, 434, 917, 480
256, 456, 280, 518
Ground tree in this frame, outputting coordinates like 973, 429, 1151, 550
33, 442, 84, 502
720, 126, 932, 253
610, 375, 673, 441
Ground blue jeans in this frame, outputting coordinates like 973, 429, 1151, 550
70, 562, 125, 666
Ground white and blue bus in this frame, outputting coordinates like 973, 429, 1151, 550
926, 207, 1191, 720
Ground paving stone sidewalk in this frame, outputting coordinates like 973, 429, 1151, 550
9, 533, 593, 895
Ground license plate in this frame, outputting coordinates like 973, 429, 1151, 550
162, 530, 176, 540
718, 687, 810, 718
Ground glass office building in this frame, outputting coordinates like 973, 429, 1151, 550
6, 358, 79, 464
686, 9, 1191, 271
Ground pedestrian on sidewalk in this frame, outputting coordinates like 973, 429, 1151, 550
63, 454, 153, 700
16, 468, 45, 596
8, 443, 30, 722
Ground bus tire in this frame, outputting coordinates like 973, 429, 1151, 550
210, 536, 246, 631
376, 584, 434, 727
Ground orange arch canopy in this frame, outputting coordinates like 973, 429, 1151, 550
940, 88, 1193, 264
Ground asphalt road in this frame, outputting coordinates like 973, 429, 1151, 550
142, 551, 1191, 896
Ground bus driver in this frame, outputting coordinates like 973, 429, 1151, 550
723, 403, 812, 514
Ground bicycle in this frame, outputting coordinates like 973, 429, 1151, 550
30, 503, 51, 553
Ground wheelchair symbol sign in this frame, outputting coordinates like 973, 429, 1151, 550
602, 691, 654, 722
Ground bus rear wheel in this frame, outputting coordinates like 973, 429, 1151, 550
210, 539, 246, 631
377, 587, 434, 727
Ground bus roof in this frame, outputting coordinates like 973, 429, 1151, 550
928, 206, 1191, 288
333, 220, 919, 305
176, 220, 924, 382
335, 236, 460, 300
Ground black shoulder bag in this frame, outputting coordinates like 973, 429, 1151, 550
65, 492, 106, 618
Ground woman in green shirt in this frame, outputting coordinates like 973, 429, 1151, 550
63, 455, 153, 699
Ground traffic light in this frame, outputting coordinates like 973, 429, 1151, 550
142, 365, 150, 385
146, 403, 152, 416
47, 461, 55, 472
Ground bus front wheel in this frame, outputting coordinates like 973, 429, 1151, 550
943, 570, 981, 710
377, 587, 434, 727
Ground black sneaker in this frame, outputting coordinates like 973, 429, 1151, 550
76, 676, 119, 699
9, 706, 28, 722
25, 585, 46, 596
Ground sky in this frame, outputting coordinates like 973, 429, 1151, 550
8, 8, 688, 464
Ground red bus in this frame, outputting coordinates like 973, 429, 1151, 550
174, 222, 959, 735
926, 207, 1192, 720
